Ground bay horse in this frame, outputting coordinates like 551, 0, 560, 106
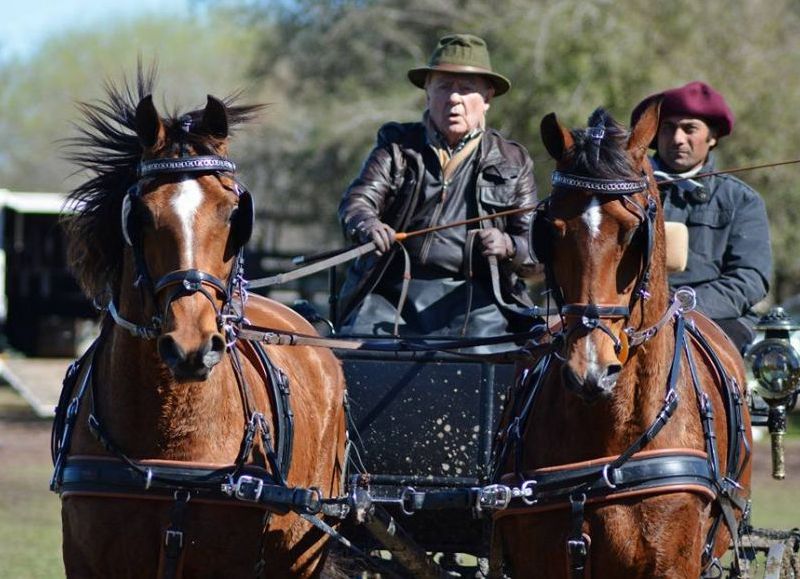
51, 70, 347, 578
490, 103, 752, 578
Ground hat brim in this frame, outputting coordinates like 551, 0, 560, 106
408, 64, 510, 96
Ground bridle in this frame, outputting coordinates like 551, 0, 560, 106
109, 153, 252, 340
541, 170, 658, 362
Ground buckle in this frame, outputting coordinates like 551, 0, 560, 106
520, 479, 538, 505
223, 475, 264, 502
164, 529, 183, 548
477, 484, 512, 510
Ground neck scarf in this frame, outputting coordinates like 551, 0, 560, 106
423, 111, 483, 181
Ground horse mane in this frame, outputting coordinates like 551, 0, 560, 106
568, 107, 641, 181
62, 63, 264, 299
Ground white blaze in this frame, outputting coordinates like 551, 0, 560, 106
582, 197, 602, 375
584, 331, 601, 377
172, 180, 204, 265
582, 197, 602, 239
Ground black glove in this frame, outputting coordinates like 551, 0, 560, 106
478, 228, 515, 260
358, 220, 396, 255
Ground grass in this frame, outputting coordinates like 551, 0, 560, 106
0, 386, 63, 579
0, 384, 797, 578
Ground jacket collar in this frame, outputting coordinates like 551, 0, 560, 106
652, 153, 717, 198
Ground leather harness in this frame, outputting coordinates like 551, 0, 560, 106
487, 168, 751, 578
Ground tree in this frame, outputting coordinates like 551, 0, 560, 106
243, 0, 800, 301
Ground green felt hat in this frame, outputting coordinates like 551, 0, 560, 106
408, 34, 511, 96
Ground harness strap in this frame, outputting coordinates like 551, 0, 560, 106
461, 230, 479, 335
491, 450, 716, 513
238, 340, 294, 482
157, 491, 189, 579
51, 336, 101, 490
58, 457, 321, 514
392, 243, 412, 336
566, 493, 589, 579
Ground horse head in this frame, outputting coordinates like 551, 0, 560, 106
536, 101, 666, 401
120, 94, 255, 380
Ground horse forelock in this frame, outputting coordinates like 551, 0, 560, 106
568, 108, 641, 181
63, 65, 264, 300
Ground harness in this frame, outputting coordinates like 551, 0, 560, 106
486, 167, 751, 578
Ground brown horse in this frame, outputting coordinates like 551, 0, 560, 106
51, 70, 347, 578
491, 103, 752, 578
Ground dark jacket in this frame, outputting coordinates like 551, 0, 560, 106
655, 153, 772, 328
337, 121, 537, 326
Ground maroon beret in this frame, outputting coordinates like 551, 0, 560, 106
630, 81, 735, 147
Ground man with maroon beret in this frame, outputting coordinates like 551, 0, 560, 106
631, 81, 772, 351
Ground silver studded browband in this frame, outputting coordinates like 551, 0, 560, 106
138, 156, 236, 177
551, 171, 649, 194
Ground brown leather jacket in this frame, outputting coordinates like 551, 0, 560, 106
337, 121, 537, 325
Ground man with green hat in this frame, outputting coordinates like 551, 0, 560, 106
337, 34, 538, 350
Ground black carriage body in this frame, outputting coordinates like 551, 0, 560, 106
338, 349, 515, 555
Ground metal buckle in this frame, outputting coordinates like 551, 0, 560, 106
164, 529, 183, 548
602, 464, 618, 489
477, 484, 512, 510
520, 479, 538, 505
400, 486, 417, 516
305, 487, 323, 515
229, 475, 264, 502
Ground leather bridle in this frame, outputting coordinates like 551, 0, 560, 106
110, 154, 250, 340
544, 170, 657, 362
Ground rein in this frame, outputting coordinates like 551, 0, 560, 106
241, 155, 800, 293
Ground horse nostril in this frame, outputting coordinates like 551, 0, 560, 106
202, 333, 226, 369
158, 335, 185, 370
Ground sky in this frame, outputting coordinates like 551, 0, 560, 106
0, 0, 191, 59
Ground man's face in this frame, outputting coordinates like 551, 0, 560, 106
656, 115, 717, 172
426, 72, 494, 147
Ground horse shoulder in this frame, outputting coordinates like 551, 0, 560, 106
241, 293, 345, 424
685, 311, 747, 388
243, 293, 317, 333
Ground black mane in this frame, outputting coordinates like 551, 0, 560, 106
567, 107, 640, 180
62, 63, 263, 298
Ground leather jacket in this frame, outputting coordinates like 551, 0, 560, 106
337, 121, 537, 325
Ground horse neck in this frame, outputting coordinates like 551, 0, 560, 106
610, 247, 677, 445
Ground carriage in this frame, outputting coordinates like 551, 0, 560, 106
48, 72, 800, 578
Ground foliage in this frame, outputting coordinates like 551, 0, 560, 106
0, 7, 262, 194
1, 0, 799, 301
243, 0, 800, 301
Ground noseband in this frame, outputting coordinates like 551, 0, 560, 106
109, 154, 249, 340
547, 170, 657, 361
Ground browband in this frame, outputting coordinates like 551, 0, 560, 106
552, 171, 649, 194
138, 155, 236, 177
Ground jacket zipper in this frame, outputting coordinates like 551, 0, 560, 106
419, 181, 448, 264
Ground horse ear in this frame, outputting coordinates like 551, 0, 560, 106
199, 95, 229, 139
540, 113, 574, 162
135, 95, 165, 150
627, 98, 661, 166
